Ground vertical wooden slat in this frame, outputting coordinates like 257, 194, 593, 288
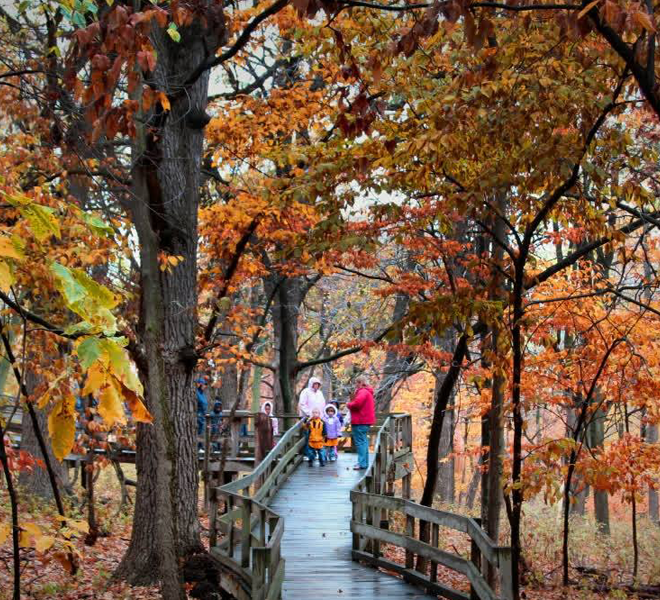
498, 547, 514, 600
430, 521, 439, 583
209, 488, 218, 548
228, 495, 235, 558
402, 473, 414, 568
203, 414, 211, 509
241, 498, 252, 568
470, 517, 482, 600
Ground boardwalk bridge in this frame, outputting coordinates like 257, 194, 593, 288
205, 413, 514, 600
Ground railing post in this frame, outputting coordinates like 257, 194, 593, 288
430, 522, 439, 583
228, 495, 235, 557
252, 547, 267, 600
203, 414, 211, 509
209, 488, 218, 548
351, 492, 361, 552
402, 473, 414, 569
470, 517, 482, 600
241, 498, 252, 568
498, 547, 514, 600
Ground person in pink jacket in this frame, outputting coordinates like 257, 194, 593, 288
347, 375, 375, 470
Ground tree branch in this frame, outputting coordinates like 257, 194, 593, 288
183, 0, 290, 91
202, 216, 260, 342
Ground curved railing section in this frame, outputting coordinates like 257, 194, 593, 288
350, 414, 514, 600
208, 420, 305, 600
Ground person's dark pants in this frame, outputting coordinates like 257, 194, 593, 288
307, 446, 326, 465
352, 424, 370, 469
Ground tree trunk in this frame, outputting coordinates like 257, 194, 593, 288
436, 372, 455, 503
590, 406, 610, 533
648, 423, 659, 523
116, 16, 216, 597
481, 202, 505, 564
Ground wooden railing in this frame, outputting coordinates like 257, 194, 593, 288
208, 419, 305, 600
350, 414, 513, 600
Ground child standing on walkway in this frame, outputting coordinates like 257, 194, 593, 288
305, 408, 326, 466
323, 404, 343, 462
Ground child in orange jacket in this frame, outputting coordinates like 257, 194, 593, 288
304, 408, 326, 466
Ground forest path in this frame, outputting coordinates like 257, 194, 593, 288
269, 450, 428, 600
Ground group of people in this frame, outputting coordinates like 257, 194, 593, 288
195, 373, 376, 471
298, 375, 375, 470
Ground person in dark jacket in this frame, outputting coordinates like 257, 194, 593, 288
347, 375, 375, 470
196, 378, 209, 437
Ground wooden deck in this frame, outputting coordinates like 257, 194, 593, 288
269, 451, 427, 599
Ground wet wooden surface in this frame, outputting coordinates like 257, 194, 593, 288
269, 451, 429, 599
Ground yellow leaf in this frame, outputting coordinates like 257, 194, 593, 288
115, 377, 152, 423
98, 382, 127, 426
20, 522, 42, 547
82, 363, 106, 396
0, 237, 22, 260
35, 535, 56, 553
48, 394, 77, 461
67, 519, 89, 534
0, 522, 11, 545
0, 260, 14, 293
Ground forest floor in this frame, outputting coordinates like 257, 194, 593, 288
1, 464, 658, 599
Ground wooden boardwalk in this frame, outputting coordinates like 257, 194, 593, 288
269, 451, 428, 599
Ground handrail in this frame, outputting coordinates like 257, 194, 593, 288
350, 414, 514, 600
208, 419, 305, 600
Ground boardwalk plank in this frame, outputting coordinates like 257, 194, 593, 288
269, 452, 430, 599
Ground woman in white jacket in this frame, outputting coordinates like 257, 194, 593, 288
298, 376, 326, 418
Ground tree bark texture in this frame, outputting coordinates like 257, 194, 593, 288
117, 16, 217, 597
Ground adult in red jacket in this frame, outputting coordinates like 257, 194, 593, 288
347, 375, 375, 470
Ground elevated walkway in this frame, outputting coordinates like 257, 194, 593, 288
207, 414, 513, 600
270, 451, 421, 599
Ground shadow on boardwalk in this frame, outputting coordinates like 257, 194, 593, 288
269, 451, 428, 599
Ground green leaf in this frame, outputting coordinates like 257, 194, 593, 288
81, 212, 114, 237
72, 10, 86, 27
19, 204, 61, 242
167, 22, 181, 42
77, 337, 102, 370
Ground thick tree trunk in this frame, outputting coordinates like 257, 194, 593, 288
436, 373, 455, 503
116, 16, 216, 598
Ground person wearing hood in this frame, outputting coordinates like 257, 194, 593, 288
323, 404, 343, 461
196, 378, 209, 437
298, 377, 325, 460
261, 400, 279, 436
298, 376, 326, 417
347, 375, 375, 470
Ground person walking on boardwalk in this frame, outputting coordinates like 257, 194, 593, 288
298, 376, 326, 417
323, 404, 343, 461
298, 376, 326, 459
304, 408, 326, 466
347, 375, 375, 470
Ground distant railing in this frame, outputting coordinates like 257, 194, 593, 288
208, 420, 305, 600
350, 414, 513, 600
